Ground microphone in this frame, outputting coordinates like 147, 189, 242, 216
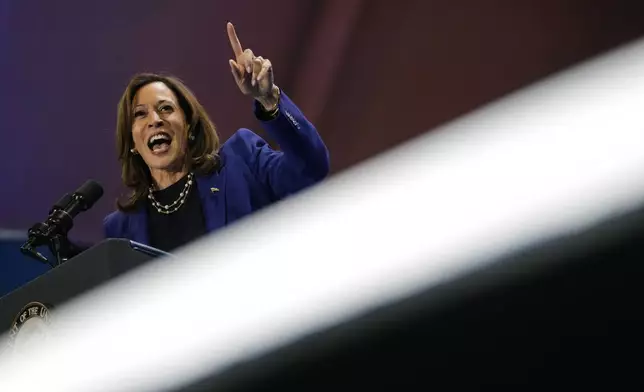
21, 180, 104, 265
49, 193, 73, 215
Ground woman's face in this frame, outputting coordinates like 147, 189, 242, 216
131, 82, 189, 173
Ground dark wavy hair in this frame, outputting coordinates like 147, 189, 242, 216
115, 73, 221, 212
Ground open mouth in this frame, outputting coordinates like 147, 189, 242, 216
147, 132, 173, 154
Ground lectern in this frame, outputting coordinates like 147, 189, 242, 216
0, 239, 167, 339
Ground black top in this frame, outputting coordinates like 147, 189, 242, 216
146, 174, 207, 252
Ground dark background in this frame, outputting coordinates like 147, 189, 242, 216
2, 0, 644, 243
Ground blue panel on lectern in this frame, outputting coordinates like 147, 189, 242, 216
0, 233, 52, 297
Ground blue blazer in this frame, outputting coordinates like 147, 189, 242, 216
103, 92, 330, 245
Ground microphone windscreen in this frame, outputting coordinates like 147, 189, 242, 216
74, 180, 104, 209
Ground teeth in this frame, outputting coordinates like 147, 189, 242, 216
151, 134, 169, 142
148, 133, 171, 145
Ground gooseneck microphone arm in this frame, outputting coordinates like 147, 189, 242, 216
20, 180, 104, 267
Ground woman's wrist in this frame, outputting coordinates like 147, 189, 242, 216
256, 85, 280, 113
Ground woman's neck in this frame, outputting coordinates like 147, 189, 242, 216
150, 168, 189, 190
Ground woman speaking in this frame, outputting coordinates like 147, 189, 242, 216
103, 23, 330, 252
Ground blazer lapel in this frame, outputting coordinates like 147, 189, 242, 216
196, 168, 227, 233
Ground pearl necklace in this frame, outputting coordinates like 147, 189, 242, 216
148, 172, 194, 215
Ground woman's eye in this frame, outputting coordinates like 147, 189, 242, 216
134, 110, 145, 118
159, 105, 173, 113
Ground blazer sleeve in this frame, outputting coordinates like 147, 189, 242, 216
227, 91, 330, 200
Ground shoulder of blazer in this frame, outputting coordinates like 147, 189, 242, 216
220, 128, 264, 161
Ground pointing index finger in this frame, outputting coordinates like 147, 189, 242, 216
227, 22, 243, 57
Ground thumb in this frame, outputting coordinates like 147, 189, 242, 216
229, 59, 243, 82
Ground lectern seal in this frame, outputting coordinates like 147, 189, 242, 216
7, 302, 52, 352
